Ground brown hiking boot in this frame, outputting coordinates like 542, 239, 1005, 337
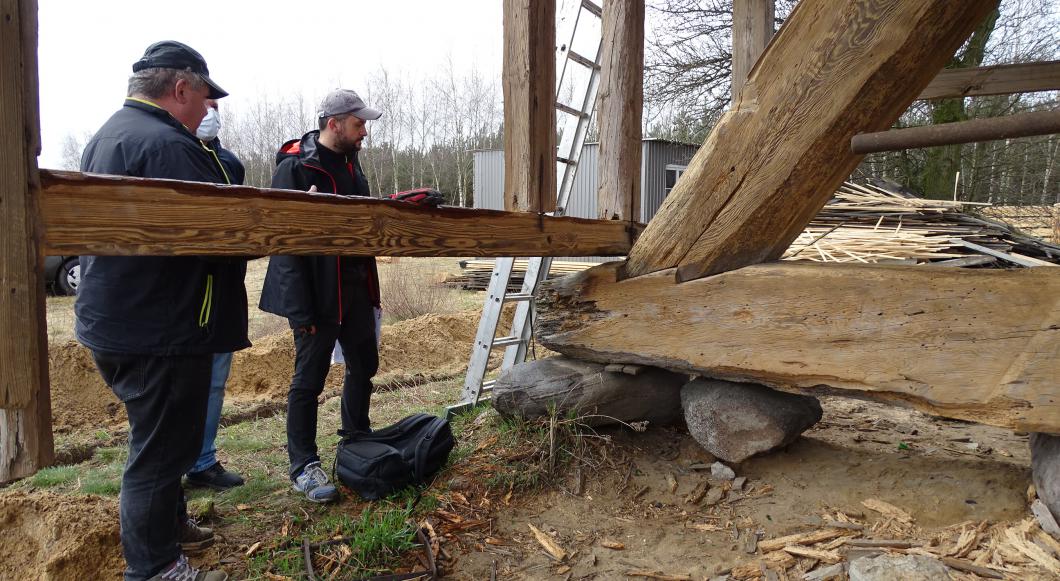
178, 518, 215, 553
147, 555, 227, 580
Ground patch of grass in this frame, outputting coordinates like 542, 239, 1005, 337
480, 407, 595, 493
248, 546, 304, 578
31, 465, 78, 488
216, 470, 286, 506
218, 424, 279, 453
247, 505, 417, 579
92, 446, 126, 464
80, 472, 122, 496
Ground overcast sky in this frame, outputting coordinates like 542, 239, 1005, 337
37, 0, 504, 168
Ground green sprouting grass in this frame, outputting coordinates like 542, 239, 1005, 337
92, 446, 126, 464
31, 465, 78, 488
247, 504, 417, 579
217, 423, 281, 453
80, 472, 122, 496
215, 470, 286, 506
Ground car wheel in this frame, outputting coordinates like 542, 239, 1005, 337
56, 257, 80, 296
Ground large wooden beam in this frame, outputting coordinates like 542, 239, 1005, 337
596, 0, 644, 221
503, 0, 557, 213
1, 0, 53, 482
624, 0, 999, 282
731, 0, 774, 98
919, 60, 1060, 101
39, 170, 637, 257
537, 261, 1060, 433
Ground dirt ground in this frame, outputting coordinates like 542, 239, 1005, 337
47, 308, 493, 435
0, 491, 122, 580
3, 387, 1055, 579
442, 396, 1048, 580
18, 255, 1057, 579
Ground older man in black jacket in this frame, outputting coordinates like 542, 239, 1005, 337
259, 89, 382, 504
78, 41, 244, 581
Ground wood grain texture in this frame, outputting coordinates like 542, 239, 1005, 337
596, 0, 644, 221
1, 0, 54, 482
623, 0, 1000, 282
919, 60, 1060, 100
503, 0, 557, 213
731, 0, 774, 98
39, 170, 637, 257
537, 261, 1060, 433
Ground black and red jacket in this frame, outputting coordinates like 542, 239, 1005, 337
259, 130, 380, 332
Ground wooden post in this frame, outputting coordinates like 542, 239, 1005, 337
624, 0, 1000, 281
596, 0, 644, 221
1, 0, 54, 483
731, 0, 774, 99
503, 0, 557, 213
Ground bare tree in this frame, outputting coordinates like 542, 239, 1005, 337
57, 131, 93, 170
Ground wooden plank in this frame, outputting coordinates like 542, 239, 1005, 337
731, 0, 774, 98
596, 0, 644, 221
919, 60, 1060, 100
503, 0, 557, 213
623, 0, 999, 282
38, 170, 637, 257
1, 0, 54, 482
537, 261, 1060, 433
957, 239, 1058, 268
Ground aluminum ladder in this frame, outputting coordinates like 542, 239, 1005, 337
449, 0, 604, 416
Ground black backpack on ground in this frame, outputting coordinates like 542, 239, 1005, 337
335, 413, 455, 500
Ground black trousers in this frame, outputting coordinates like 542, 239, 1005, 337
287, 321, 378, 479
91, 351, 212, 581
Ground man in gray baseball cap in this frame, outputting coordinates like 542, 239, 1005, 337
260, 88, 384, 504
317, 88, 382, 122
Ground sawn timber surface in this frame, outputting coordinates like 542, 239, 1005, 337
39, 170, 635, 257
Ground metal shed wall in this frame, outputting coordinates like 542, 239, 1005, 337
472, 139, 698, 261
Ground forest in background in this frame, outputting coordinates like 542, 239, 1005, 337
59, 0, 1059, 206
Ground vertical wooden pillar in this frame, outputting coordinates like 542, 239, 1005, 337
503, 0, 557, 213
597, 0, 645, 221
1, 0, 54, 483
732, 0, 774, 99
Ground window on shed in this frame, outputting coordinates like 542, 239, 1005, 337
664, 164, 687, 197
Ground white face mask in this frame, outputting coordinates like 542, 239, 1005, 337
196, 107, 221, 141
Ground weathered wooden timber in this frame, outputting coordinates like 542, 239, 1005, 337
38, 170, 638, 257
623, 0, 1000, 281
536, 261, 1060, 433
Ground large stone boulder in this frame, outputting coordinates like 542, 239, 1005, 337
681, 378, 822, 463
492, 356, 686, 426
1031, 432, 1060, 521
848, 554, 951, 581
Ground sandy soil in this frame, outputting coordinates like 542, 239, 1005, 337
46, 308, 495, 434
3, 392, 1052, 579
443, 397, 1044, 580
0, 491, 122, 580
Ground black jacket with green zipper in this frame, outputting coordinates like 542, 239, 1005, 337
75, 98, 250, 356
258, 130, 380, 333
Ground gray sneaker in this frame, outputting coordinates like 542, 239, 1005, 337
292, 461, 338, 503
147, 554, 227, 581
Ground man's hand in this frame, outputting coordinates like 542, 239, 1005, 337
297, 324, 317, 336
